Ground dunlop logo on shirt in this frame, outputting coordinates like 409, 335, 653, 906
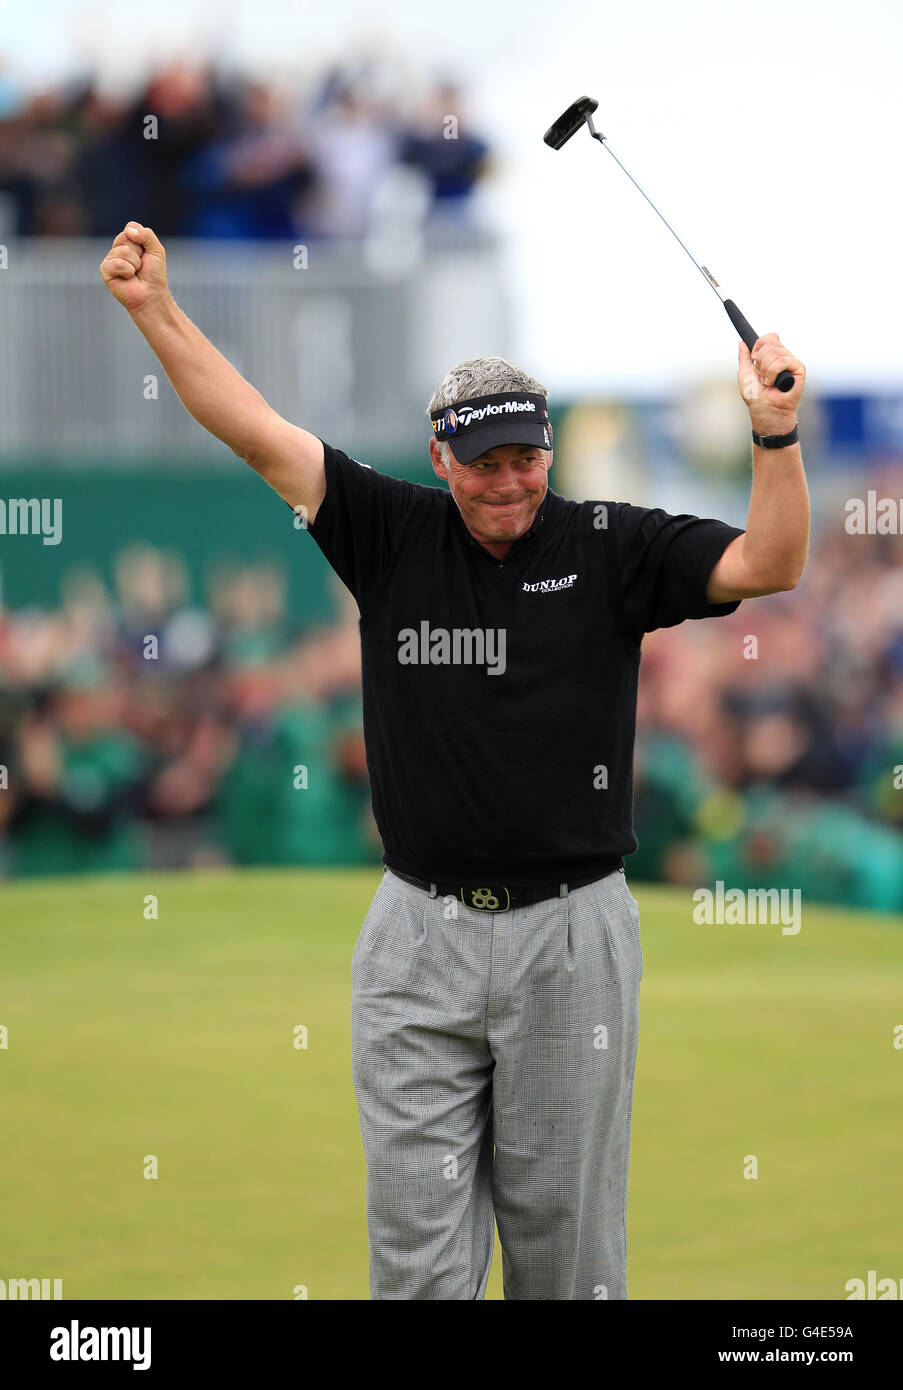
521, 573, 578, 593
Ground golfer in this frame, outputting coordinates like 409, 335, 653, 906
101, 222, 809, 1301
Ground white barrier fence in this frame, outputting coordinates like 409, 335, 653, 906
0, 234, 511, 462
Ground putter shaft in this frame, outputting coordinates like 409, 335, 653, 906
585, 114, 724, 306
544, 97, 795, 392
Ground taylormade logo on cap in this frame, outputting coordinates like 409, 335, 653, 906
455, 399, 536, 428
430, 391, 548, 440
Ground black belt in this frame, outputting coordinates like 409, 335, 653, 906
386, 858, 623, 913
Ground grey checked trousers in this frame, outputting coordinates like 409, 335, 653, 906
350, 865, 643, 1300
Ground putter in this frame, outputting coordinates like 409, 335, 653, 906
544, 96, 794, 392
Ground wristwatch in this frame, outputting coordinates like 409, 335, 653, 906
751, 421, 799, 449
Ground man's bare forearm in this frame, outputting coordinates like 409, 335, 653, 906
130, 292, 272, 460
707, 334, 810, 602
741, 442, 810, 588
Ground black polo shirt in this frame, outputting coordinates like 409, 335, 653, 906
307, 440, 743, 886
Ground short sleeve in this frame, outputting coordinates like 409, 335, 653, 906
609, 502, 745, 636
306, 440, 421, 611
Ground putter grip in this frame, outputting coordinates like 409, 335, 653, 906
723, 299, 794, 392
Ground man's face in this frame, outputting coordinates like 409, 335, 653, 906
429, 438, 552, 554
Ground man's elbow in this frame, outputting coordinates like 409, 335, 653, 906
720, 563, 806, 600
751, 541, 809, 595
776, 552, 809, 591
759, 562, 807, 595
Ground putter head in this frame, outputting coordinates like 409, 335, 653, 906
543, 96, 599, 150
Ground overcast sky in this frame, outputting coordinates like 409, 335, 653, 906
4, 0, 901, 395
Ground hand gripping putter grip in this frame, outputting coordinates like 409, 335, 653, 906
544, 97, 794, 393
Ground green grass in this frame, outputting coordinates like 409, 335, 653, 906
1, 869, 900, 1300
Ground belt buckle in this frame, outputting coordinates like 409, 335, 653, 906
460, 885, 510, 912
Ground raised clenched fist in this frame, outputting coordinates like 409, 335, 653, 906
737, 332, 805, 435
99, 222, 169, 315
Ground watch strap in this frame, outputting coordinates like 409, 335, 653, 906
752, 422, 799, 449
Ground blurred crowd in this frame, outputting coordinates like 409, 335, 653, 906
0, 55, 490, 240
0, 547, 377, 876
3, 506, 903, 910
633, 508, 903, 912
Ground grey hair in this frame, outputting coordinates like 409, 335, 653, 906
427, 356, 549, 469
